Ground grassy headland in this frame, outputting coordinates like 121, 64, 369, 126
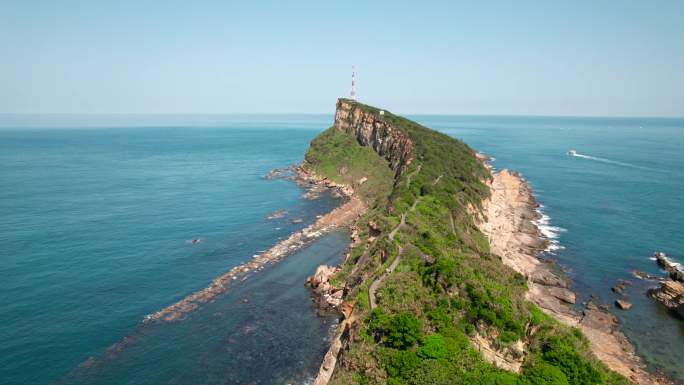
303, 99, 627, 385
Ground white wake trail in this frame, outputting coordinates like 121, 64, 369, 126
571, 153, 656, 171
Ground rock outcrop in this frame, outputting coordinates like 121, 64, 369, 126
615, 299, 632, 310
334, 99, 414, 177
644, 252, 684, 319
306, 264, 344, 309
471, 332, 525, 373
649, 280, 684, 319
654, 252, 684, 282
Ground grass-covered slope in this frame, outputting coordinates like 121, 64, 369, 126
305, 100, 627, 385
305, 126, 395, 204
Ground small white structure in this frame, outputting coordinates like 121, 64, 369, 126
379, 110, 385, 116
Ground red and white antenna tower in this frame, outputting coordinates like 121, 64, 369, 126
350, 65, 356, 100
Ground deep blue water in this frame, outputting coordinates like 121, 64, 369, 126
1, 114, 683, 384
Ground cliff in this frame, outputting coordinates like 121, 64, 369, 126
334, 98, 414, 177
305, 99, 631, 385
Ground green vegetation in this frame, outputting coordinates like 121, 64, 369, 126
305, 126, 395, 204
305, 100, 627, 385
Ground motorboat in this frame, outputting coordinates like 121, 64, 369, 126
567, 149, 577, 156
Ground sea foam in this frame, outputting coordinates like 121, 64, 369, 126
532, 205, 566, 254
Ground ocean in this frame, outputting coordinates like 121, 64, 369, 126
1, 114, 682, 384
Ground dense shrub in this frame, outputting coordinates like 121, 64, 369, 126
520, 362, 570, 385
384, 350, 421, 379
541, 336, 602, 385
369, 310, 421, 350
418, 334, 447, 359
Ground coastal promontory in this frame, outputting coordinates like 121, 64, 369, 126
303, 99, 670, 385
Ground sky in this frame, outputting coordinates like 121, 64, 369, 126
1, 0, 683, 116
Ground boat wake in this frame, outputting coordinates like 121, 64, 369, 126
570, 152, 656, 171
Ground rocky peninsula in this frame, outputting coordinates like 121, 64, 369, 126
304, 98, 672, 385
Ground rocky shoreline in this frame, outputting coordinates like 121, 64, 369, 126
478, 168, 673, 385
637, 253, 684, 320
143, 166, 365, 324
307, 164, 677, 385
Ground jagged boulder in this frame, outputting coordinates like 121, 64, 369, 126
307, 265, 339, 288
306, 265, 344, 310
615, 299, 632, 310
649, 280, 684, 319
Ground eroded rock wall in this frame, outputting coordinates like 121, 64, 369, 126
334, 99, 413, 177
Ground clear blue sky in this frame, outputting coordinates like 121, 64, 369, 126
1, 0, 683, 116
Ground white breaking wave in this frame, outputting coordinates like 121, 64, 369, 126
532, 207, 566, 254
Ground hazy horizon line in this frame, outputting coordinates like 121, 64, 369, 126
1, 112, 683, 119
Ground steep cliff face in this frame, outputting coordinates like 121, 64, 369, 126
334, 99, 413, 177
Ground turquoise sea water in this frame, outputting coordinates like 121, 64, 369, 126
417, 115, 684, 382
1, 114, 683, 384
0, 116, 346, 385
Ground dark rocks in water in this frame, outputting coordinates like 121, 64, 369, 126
611, 279, 631, 295
632, 270, 661, 281
265, 168, 286, 180
643, 252, 684, 320
264, 165, 298, 180
615, 299, 632, 310
648, 280, 684, 319
654, 251, 684, 282
302, 191, 321, 200
267, 209, 288, 220
306, 264, 343, 310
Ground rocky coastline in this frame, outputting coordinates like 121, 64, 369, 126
646, 252, 684, 319
143, 166, 364, 324
304, 101, 675, 384
478, 168, 673, 385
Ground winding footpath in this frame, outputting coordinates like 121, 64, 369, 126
369, 168, 440, 310
314, 167, 455, 385
369, 213, 405, 309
